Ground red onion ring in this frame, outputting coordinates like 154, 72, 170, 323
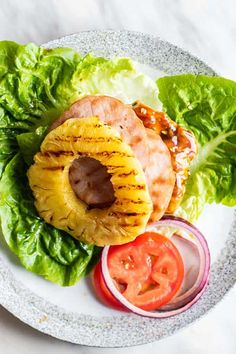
101, 216, 210, 318
150, 217, 210, 311
159, 235, 202, 310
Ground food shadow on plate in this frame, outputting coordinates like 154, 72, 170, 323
83, 272, 116, 312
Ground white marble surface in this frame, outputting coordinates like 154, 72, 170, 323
0, 0, 235, 353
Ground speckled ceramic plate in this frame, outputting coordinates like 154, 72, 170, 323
0, 30, 235, 348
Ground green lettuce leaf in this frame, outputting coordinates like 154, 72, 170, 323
157, 74, 236, 221
0, 42, 82, 176
0, 128, 20, 175
0, 42, 81, 132
17, 126, 48, 165
71, 54, 159, 108
0, 153, 96, 286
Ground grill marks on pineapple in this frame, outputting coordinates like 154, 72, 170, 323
108, 211, 148, 217
43, 150, 75, 157
93, 151, 132, 158
106, 165, 125, 170
117, 170, 137, 178
53, 135, 122, 144
116, 184, 146, 190
42, 166, 65, 171
114, 198, 146, 206
42, 150, 132, 159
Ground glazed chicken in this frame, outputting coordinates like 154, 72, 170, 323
133, 101, 197, 213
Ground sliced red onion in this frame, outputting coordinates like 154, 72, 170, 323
101, 216, 210, 318
159, 234, 203, 310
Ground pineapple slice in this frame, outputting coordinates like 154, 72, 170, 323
27, 117, 152, 246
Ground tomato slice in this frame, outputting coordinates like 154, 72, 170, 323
93, 232, 184, 311
92, 261, 127, 311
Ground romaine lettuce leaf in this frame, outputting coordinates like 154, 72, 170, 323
17, 126, 47, 165
0, 153, 96, 286
0, 128, 20, 175
157, 75, 236, 221
0, 42, 81, 132
71, 54, 159, 108
0, 42, 82, 177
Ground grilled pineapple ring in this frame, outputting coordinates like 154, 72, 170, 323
28, 117, 152, 246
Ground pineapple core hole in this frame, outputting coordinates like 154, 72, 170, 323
69, 157, 115, 209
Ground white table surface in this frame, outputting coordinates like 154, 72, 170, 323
0, 0, 235, 353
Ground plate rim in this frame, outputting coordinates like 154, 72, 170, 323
0, 29, 235, 347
